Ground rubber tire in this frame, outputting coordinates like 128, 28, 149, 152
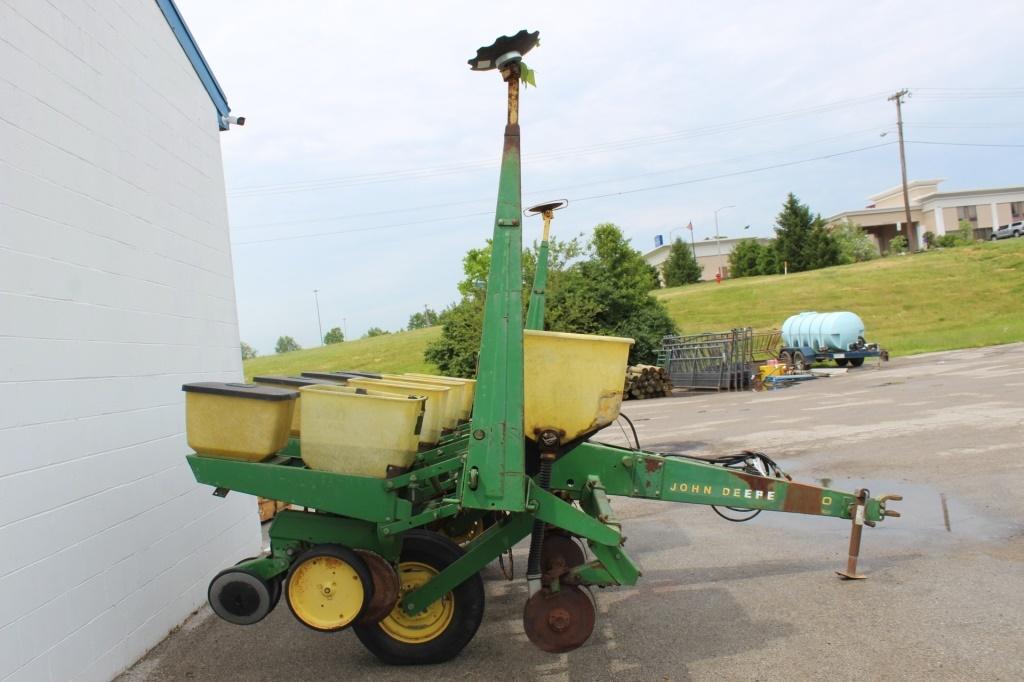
208, 568, 276, 625
990, 234, 998, 241
353, 530, 485, 665
848, 357, 865, 367
1014, 230, 1021, 238
792, 350, 809, 371
286, 544, 374, 632
236, 556, 283, 610
779, 351, 793, 366
835, 358, 849, 367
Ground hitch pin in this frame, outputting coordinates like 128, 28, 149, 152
836, 489, 869, 580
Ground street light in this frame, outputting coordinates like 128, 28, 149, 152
713, 205, 735, 277
313, 289, 323, 346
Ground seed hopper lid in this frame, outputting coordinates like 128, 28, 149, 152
468, 30, 540, 71
182, 382, 298, 401
253, 375, 327, 387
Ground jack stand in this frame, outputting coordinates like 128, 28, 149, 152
836, 488, 871, 580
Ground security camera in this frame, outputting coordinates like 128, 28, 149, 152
222, 115, 246, 127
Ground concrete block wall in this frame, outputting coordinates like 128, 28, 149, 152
0, 1, 261, 680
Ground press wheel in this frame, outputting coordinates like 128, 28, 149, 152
355, 550, 401, 625
523, 585, 596, 653
286, 545, 373, 632
353, 531, 486, 665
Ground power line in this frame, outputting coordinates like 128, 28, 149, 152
231, 125, 894, 231
906, 140, 1024, 148
232, 141, 896, 247
225, 92, 889, 198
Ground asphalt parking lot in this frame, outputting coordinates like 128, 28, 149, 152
122, 344, 1024, 681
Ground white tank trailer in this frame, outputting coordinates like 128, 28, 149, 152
779, 311, 888, 369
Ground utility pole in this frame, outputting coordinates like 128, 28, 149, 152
313, 289, 323, 346
888, 89, 915, 249
713, 205, 735, 278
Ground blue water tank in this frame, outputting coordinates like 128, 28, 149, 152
781, 311, 866, 352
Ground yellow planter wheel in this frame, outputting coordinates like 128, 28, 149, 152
378, 561, 455, 644
353, 531, 485, 665
286, 545, 373, 632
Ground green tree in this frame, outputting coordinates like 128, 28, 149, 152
546, 224, 677, 364
323, 327, 344, 344
407, 306, 440, 330
364, 327, 389, 338
831, 221, 879, 264
240, 341, 258, 360
804, 223, 841, 269
662, 238, 702, 286
756, 241, 781, 275
275, 336, 301, 354
424, 298, 484, 378
773, 193, 817, 272
958, 219, 976, 244
888, 234, 908, 254
426, 224, 675, 373
727, 239, 766, 278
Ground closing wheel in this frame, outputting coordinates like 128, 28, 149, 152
540, 533, 585, 584
523, 585, 596, 653
355, 550, 401, 625
208, 568, 276, 625
835, 358, 849, 367
286, 545, 373, 632
353, 531, 485, 665
848, 357, 865, 367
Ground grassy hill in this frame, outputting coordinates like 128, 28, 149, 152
243, 326, 441, 380
243, 239, 1024, 378
656, 238, 1024, 357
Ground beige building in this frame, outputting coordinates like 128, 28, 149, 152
826, 179, 1024, 252
644, 236, 772, 283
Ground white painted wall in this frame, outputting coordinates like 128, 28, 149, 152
0, 1, 261, 681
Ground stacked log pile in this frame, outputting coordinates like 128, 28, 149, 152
624, 364, 673, 400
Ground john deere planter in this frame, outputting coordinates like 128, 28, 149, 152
184, 31, 901, 664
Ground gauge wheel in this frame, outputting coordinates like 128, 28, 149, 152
286, 545, 374, 632
848, 357, 865, 367
235, 555, 283, 609
209, 567, 277, 626
353, 531, 485, 665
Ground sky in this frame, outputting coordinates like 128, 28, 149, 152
174, 1, 1023, 354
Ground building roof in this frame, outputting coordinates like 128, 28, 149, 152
868, 179, 944, 202
828, 180, 1024, 224
154, 0, 232, 130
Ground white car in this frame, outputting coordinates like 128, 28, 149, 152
991, 221, 1023, 240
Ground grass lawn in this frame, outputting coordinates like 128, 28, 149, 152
242, 239, 1024, 377
243, 326, 441, 380
656, 238, 1024, 357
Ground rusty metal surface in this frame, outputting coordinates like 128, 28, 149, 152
522, 585, 596, 653
467, 30, 540, 71
540, 533, 585, 585
354, 550, 400, 624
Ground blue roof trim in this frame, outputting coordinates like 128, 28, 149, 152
154, 0, 231, 130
